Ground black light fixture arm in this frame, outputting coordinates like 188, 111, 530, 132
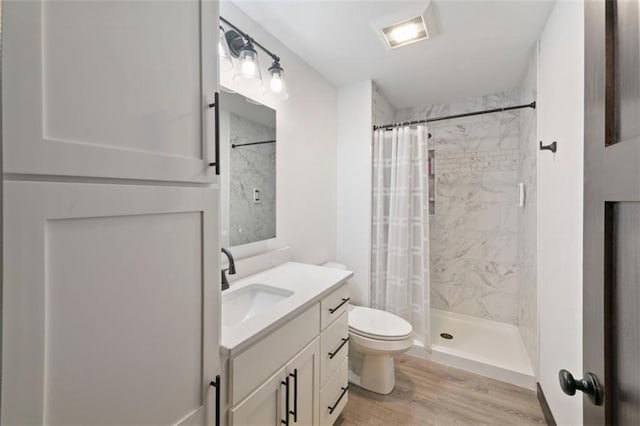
220, 16, 280, 62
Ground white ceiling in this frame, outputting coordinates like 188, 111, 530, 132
230, 0, 555, 108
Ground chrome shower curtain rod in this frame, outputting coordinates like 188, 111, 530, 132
373, 101, 536, 131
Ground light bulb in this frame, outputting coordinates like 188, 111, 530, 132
270, 73, 283, 93
389, 23, 419, 43
264, 60, 288, 101
241, 57, 257, 78
233, 40, 262, 87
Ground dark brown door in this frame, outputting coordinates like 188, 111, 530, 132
579, 0, 640, 424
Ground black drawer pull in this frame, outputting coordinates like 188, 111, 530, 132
209, 375, 221, 426
328, 337, 349, 359
290, 369, 298, 422
208, 92, 220, 174
328, 297, 350, 314
281, 375, 290, 425
328, 386, 349, 415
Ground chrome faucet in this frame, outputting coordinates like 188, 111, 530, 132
221, 247, 236, 291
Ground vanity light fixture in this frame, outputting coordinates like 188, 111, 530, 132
381, 16, 428, 48
233, 39, 263, 87
218, 26, 234, 72
264, 60, 289, 101
220, 16, 289, 101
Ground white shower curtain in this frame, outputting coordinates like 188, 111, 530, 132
371, 125, 431, 347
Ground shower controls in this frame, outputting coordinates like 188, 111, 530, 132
429, 149, 436, 216
518, 183, 525, 207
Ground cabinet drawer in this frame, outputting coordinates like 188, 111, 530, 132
230, 304, 320, 405
320, 358, 348, 426
320, 284, 349, 330
320, 311, 349, 386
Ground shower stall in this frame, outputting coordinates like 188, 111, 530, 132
367, 49, 539, 389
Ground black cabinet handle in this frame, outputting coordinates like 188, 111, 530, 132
328, 337, 349, 360
209, 375, 221, 426
327, 386, 349, 415
281, 375, 290, 426
208, 92, 220, 175
539, 140, 557, 153
328, 298, 350, 314
289, 369, 298, 422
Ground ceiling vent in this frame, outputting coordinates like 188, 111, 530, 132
371, 1, 438, 50
382, 16, 429, 48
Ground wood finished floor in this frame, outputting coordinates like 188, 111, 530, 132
336, 354, 545, 426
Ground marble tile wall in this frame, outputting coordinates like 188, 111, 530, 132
372, 82, 394, 126
229, 113, 276, 246
395, 90, 522, 324
517, 50, 539, 373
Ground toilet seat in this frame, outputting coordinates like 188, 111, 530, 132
348, 306, 413, 341
350, 330, 414, 355
349, 327, 412, 341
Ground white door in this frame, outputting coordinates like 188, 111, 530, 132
1, 181, 220, 425
287, 339, 320, 426
2, 0, 219, 183
230, 367, 287, 426
537, 2, 585, 424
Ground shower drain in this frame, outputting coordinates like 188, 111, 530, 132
440, 332, 453, 340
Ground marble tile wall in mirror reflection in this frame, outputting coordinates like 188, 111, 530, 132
220, 89, 276, 247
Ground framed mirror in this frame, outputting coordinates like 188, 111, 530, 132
220, 89, 276, 247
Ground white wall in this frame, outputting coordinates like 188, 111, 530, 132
517, 46, 539, 376
336, 80, 373, 306
220, 1, 337, 265
537, 1, 584, 424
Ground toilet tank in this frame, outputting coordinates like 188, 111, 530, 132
322, 262, 365, 306
322, 262, 347, 270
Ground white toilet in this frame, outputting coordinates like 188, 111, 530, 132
348, 305, 414, 394
322, 262, 414, 395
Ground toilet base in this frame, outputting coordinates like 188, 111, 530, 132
361, 354, 395, 394
349, 352, 396, 395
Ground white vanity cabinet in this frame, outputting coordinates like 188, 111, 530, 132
230, 365, 287, 426
2, 0, 220, 183
2, 1, 223, 423
230, 339, 320, 426
319, 286, 350, 426
225, 283, 350, 426
287, 339, 322, 426
2, 182, 220, 425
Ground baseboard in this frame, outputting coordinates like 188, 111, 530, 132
537, 382, 557, 426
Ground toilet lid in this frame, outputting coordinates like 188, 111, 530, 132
349, 306, 413, 340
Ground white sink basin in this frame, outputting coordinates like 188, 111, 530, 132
222, 284, 294, 327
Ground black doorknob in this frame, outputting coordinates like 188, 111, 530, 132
558, 369, 603, 406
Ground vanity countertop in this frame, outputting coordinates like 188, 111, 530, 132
221, 261, 353, 357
